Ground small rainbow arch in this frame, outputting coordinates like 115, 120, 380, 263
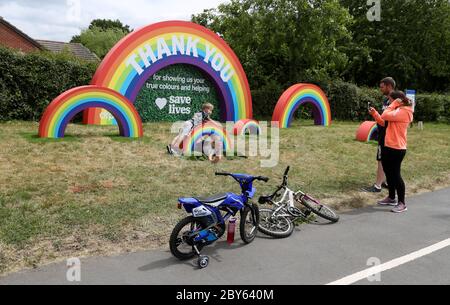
233, 119, 261, 135
182, 122, 233, 155
39, 86, 143, 138
356, 121, 379, 142
272, 84, 331, 128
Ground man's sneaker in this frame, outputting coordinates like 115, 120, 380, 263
166, 145, 174, 155
377, 197, 397, 206
391, 202, 408, 213
361, 184, 382, 193
381, 182, 389, 189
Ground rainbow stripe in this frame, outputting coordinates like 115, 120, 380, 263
85, 21, 252, 123
183, 122, 233, 155
39, 86, 143, 138
272, 84, 331, 128
367, 123, 379, 142
233, 119, 261, 135
355, 121, 379, 142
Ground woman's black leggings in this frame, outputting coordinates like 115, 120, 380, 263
381, 147, 407, 203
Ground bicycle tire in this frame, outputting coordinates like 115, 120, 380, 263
299, 195, 339, 223
257, 208, 294, 238
240, 204, 259, 244
169, 216, 208, 260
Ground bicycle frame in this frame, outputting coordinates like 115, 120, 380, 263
266, 185, 309, 220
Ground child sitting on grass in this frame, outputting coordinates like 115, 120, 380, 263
167, 103, 214, 156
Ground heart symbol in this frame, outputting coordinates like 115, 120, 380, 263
155, 98, 167, 110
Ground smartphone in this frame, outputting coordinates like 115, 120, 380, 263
367, 102, 372, 111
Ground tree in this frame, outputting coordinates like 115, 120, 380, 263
340, 0, 450, 92
75, 26, 128, 59
192, 0, 356, 91
70, 19, 132, 59
88, 19, 131, 33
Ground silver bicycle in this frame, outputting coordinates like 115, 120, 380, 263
258, 166, 339, 238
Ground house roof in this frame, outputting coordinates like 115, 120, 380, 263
0, 16, 43, 50
36, 40, 100, 62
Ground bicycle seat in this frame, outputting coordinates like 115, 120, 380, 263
258, 195, 272, 204
195, 193, 228, 204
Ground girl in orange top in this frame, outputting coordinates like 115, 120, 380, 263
369, 91, 414, 213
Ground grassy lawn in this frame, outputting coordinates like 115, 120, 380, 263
0, 120, 449, 274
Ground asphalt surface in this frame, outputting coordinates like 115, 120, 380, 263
1, 188, 449, 285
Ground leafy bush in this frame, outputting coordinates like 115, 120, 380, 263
415, 94, 450, 122
0, 47, 97, 121
251, 80, 449, 123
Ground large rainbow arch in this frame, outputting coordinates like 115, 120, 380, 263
272, 84, 331, 128
84, 20, 252, 123
39, 86, 143, 138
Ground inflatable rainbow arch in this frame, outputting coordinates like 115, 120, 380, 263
182, 122, 233, 155
233, 119, 261, 135
356, 121, 379, 142
272, 84, 331, 128
39, 86, 143, 138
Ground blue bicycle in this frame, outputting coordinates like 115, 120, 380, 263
169, 172, 269, 268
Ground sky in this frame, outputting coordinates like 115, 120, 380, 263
0, 0, 228, 42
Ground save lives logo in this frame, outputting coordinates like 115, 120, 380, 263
155, 98, 167, 110
135, 64, 220, 122
155, 96, 192, 115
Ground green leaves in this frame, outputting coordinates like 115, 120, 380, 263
193, 0, 354, 89
193, 0, 450, 92
77, 26, 128, 59
0, 47, 97, 121
340, 0, 450, 92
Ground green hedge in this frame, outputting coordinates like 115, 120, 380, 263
0, 47, 97, 121
414, 94, 450, 122
251, 80, 450, 123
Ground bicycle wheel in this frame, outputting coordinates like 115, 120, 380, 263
298, 195, 339, 223
169, 216, 207, 260
240, 204, 259, 244
258, 208, 294, 238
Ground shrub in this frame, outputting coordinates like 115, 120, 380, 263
0, 47, 97, 121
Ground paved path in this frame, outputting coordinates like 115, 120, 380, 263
1, 188, 449, 285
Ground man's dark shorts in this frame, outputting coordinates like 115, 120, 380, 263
376, 145, 383, 161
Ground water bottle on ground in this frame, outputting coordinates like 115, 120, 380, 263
227, 217, 236, 244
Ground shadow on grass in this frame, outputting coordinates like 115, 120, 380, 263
19, 132, 155, 144
20, 132, 81, 143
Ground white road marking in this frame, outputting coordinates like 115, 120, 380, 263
327, 238, 450, 285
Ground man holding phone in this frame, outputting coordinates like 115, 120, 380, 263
362, 77, 396, 193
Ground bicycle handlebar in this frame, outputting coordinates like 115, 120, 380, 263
284, 166, 290, 177
215, 172, 269, 183
256, 176, 269, 183
215, 172, 230, 176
